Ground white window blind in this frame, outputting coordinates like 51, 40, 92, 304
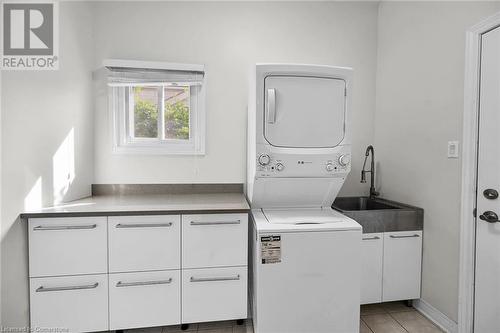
106, 66, 204, 87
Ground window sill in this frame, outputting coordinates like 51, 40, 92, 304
113, 144, 205, 156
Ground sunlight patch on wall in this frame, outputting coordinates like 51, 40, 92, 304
24, 177, 42, 211
53, 128, 75, 203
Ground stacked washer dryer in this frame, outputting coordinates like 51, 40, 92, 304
247, 64, 362, 333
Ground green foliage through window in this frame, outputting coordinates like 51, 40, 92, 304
165, 95, 190, 140
133, 87, 158, 138
132, 86, 190, 140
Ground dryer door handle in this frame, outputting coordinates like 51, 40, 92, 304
267, 88, 276, 124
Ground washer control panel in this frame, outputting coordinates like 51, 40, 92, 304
256, 152, 351, 177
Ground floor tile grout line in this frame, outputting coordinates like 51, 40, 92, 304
360, 317, 375, 333
387, 310, 414, 333
361, 308, 410, 333
389, 309, 444, 332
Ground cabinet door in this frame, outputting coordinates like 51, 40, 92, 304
30, 274, 108, 333
382, 231, 422, 302
182, 213, 248, 268
28, 217, 107, 277
182, 266, 247, 323
108, 215, 181, 272
361, 233, 383, 304
109, 270, 181, 330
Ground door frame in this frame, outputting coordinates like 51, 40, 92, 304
459, 11, 500, 333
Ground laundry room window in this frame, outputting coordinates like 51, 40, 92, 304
106, 60, 205, 155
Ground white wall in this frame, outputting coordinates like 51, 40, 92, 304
0, 2, 94, 327
92, 1, 379, 196
0, 1, 378, 327
3, 0, 500, 328
374, 1, 500, 322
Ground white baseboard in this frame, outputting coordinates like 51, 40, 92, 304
413, 299, 458, 333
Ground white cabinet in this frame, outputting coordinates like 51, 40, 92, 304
182, 266, 247, 323
108, 215, 181, 272
30, 274, 108, 333
382, 231, 422, 302
360, 230, 422, 305
109, 270, 181, 330
28, 212, 248, 332
182, 213, 248, 268
361, 233, 383, 304
28, 217, 107, 277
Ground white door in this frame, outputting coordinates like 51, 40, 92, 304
475, 25, 500, 332
264, 75, 346, 148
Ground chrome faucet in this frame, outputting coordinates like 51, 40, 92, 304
361, 145, 379, 198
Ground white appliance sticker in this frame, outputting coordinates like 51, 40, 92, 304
261, 235, 281, 264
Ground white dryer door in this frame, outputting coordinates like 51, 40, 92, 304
264, 75, 346, 148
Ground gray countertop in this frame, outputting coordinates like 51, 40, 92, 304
20, 193, 250, 219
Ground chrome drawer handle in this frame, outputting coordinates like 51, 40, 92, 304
116, 278, 172, 287
190, 275, 240, 283
116, 223, 173, 228
190, 220, 241, 226
362, 236, 380, 240
389, 234, 420, 239
33, 224, 97, 231
36, 282, 98, 292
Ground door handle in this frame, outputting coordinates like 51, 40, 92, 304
483, 189, 499, 200
362, 236, 380, 240
479, 211, 499, 223
36, 282, 99, 293
190, 275, 240, 283
190, 220, 241, 226
116, 278, 172, 288
389, 234, 420, 239
267, 88, 276, 124
116, 223, 173, 228
33, 224, 97, 231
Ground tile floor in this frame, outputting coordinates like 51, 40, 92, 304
360, 302, 443, 333
124, 301, 443, 333
125, 319, 253, 333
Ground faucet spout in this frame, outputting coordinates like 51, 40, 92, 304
360, 170, 367, 183
360, 145, 379, 198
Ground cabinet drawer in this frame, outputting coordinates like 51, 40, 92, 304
382, 231, 422, 302
30, 274, 108, 333
109, 270, 181, 330
28, 217, 107, 277
182, 266, 247, 323
109, 215, 181, 272
361, 233, 383, 304
182, 213, 248, 268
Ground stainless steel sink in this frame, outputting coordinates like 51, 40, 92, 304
332, 197, 423, 233
332, 197, 402, 211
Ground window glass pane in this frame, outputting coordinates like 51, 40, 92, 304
164, 86, 190, 140
132, 86, 159, 138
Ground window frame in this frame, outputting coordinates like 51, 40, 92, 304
108, 61, 205, 155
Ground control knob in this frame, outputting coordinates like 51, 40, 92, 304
326, 163, 335, 172
338, 154, 351, 167
258, 154, 271, 166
